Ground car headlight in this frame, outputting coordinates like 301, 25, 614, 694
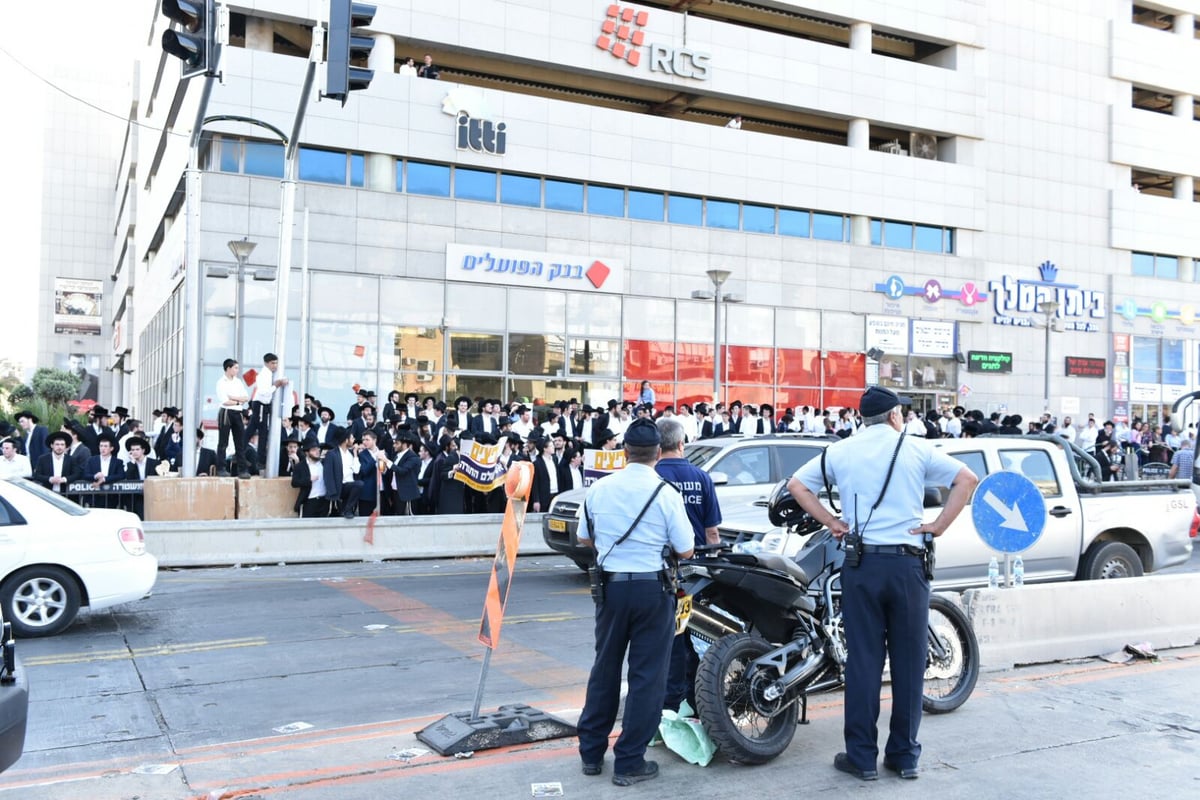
119, 527, 146, 556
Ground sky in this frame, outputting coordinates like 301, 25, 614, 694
0, 3, 140, 368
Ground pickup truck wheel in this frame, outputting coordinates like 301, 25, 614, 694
1083, 542, 1144, 580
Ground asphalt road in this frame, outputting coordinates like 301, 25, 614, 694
1, 549, 1198, 799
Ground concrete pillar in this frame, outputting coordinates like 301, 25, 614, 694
245, 18, 274, 52
1174, 174, 1193, 201
849, 22, 872, 52
850, 215, 871, 245
1179, 257, 1195, 282
1175, 13, 1194, 36
368, 33, 395, 74
365, 153, 395, 192
847, 118, 870, 149
1174, 93, 1194, 119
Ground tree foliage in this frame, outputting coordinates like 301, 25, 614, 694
31, 368, 80, 406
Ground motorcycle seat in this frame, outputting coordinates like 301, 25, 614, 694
753, 553, 808, 585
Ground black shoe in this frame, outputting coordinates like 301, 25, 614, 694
834, 752, 878, 781
581, 762, 602, 776
343, 512, 355, 519
216, 470, 231, 478
612, 760, 658, 787
238, 471, 251, 479
883, 759, 919, 779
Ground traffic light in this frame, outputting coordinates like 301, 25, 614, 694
327, 1, 377, 106
161, 0, 216, 79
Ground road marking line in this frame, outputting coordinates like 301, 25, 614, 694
22, 637, 268, 666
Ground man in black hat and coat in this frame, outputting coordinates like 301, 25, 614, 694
16, 410, 49, 465
324, 427, 364, 519
34, 431, 79, 493
291, 439, 332, 517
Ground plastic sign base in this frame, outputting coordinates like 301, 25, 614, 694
416, 704, 577, 756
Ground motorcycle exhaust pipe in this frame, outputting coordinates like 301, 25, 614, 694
687, 605, 743, 642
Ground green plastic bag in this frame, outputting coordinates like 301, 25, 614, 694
657, 701, 717, 767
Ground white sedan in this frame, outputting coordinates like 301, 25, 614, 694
0, 478, 158, 637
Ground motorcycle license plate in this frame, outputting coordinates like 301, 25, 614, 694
674, 594, 692, 636
548, 518, 567, 532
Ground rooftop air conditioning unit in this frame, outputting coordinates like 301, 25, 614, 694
910, 132, 938, 160
877, 139, 906, 155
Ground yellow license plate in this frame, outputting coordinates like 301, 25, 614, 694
674, 594, 692, 636
548, 518, 567, 532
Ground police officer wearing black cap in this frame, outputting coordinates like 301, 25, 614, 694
576, 417, 694, 786
787, 386, 978, 781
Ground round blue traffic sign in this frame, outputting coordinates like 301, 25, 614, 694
970, 471, 1047, 554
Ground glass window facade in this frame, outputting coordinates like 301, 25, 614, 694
408, 162, 451, 196
455, 167, 497, 202
501, 173, 541, 206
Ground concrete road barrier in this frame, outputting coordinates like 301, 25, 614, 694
964, 574, 1200, 670
144, 513, 555, 567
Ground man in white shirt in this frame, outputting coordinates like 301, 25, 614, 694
0, 438, 32, 479
902, 410, 928, 437
510, 405, 536, 440
249, 352, 288, 471
215, 358, 251, 477
1078, 416, 1100, 450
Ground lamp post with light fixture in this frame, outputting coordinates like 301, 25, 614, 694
1039, 299, 1059, 413
691, 269, 742, 405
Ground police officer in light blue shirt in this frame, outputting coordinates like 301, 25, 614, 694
787, 386, 977, 782
576, 417, 694, 787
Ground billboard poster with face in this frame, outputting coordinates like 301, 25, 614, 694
54, 278, 102, 336
55, 352, 100, 402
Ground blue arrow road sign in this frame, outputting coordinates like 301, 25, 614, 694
970, 471, 1048, 554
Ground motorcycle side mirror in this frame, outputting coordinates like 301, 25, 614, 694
709, 470, 729, 486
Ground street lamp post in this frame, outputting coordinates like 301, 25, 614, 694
227, 237, 258, 363
707, 269, 732, 404
1039, 299, 1059, 413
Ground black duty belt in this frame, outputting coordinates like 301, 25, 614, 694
860, 544, 925, 557
603, 571, 661, 582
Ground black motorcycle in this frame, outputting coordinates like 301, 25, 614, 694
678, 483, 980, 765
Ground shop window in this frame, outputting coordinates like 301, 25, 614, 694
392, 326, 444, 376
884, 220, 914, 249
570, 338, 619, 376
725, 345, 773, 384
668, 194, 702, 226
813, 212, 846, 241
777, 348, 820, 386
624, 339, 676, 381
706, 199, 739, 229
779, 208, 810, 237
310, 322, 379, 368
299, 147, 347, 184
244, 141, 284, 178
915, 224, 943, 252
587, 184, 625, 217
775, 387, 822, 411
676, 342, 715, 384
449, 332, 504, 372
501, 173, 541, 206
629, 190, 665, 221
545, 179, 584, 211
675, 382, 714, 411
455, 167, 497, 202
407, 161, 451, 196
508, 333, 566, 376
741, 204, 774, 234
823, 351, 866, 389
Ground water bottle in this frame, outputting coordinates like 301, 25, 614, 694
987, 556, 999, 589
1013, 555, 1024, 587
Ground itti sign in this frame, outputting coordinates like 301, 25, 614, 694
1065, 356, 1106, 378
990, 261, 1105, 332
967, 351, 1013, 373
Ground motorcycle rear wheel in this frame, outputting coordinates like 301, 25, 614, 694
922, 594, 979, 714
695, 632, 799, 764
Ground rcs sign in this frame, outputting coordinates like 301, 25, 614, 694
649, 43, 711, 80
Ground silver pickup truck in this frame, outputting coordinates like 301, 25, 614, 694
721, 434, 1198, 590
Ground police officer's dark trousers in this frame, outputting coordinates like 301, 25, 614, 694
840, 552, 930, 772
577, 578, 674, 774
665, 627, 698, 712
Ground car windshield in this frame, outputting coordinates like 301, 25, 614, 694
7, 478, 89, 517
683, 444, 722, 468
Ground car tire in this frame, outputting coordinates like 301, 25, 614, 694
1, 566, 82, 638
1082, 541, 1144, 581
